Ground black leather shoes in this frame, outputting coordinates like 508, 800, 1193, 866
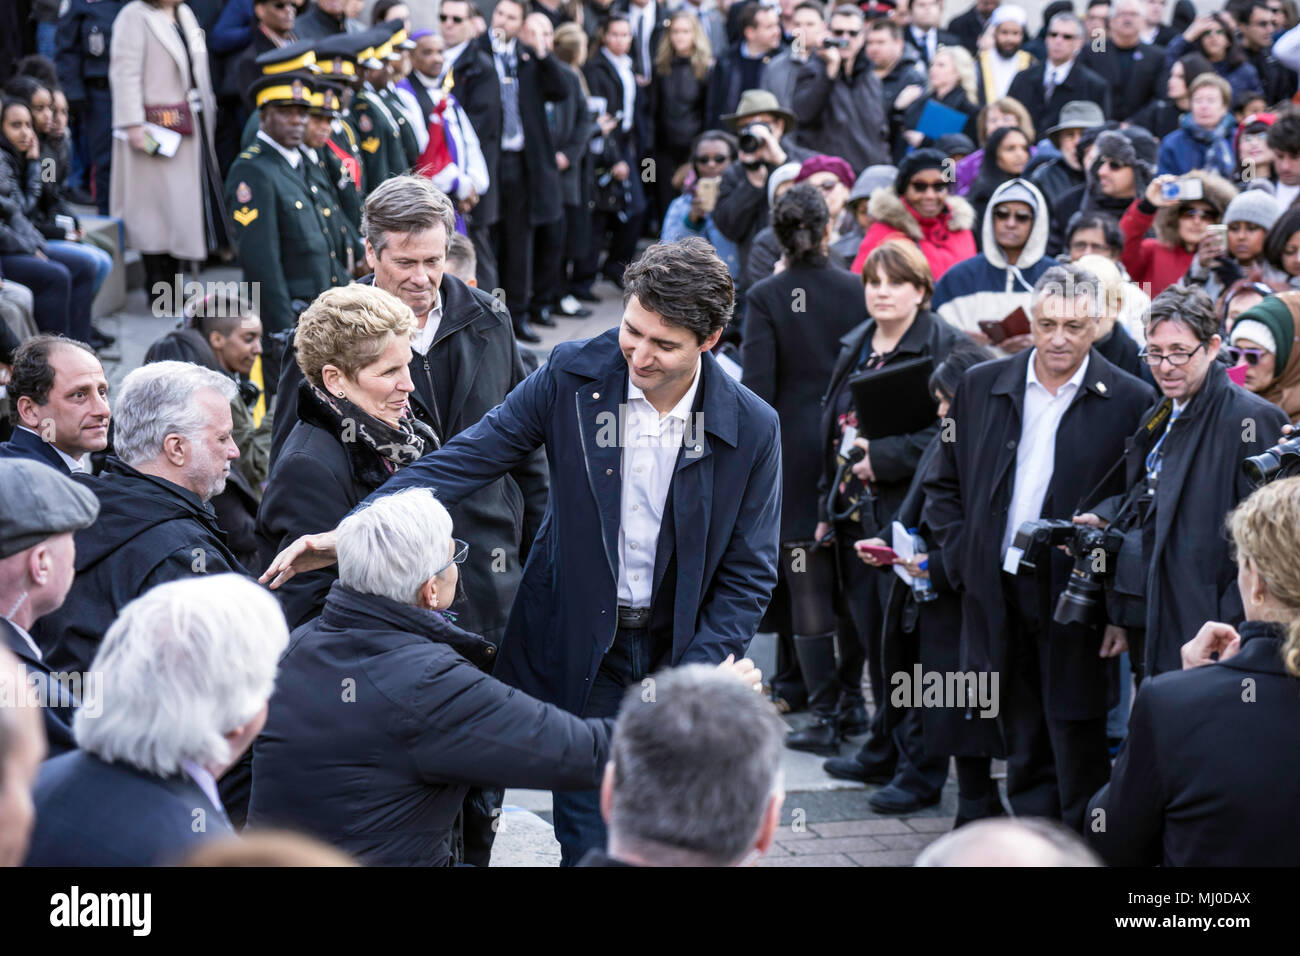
823, 756, 895, 785
837, 695, 870, 737
868, 783, 941, 814
953, 794, 1005, 829
785, 716, 841, 756
569, 287, 600, 303
513, 318, 542, 344
531, 306, 556, 328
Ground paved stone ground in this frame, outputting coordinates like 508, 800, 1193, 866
99, 264, 975, 866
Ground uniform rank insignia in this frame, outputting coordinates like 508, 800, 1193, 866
233, 206, 259, 226
236, 181, 252, 203
361, 136, 380, 153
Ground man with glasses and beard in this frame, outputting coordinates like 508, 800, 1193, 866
1073, 286, 1288, 682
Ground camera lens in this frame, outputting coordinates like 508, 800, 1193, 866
1054, 572, 1103, 627
1242, 450, 1280, 485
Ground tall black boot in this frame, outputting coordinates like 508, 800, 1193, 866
784, 632, 841, 755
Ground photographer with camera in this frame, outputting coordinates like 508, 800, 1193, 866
791, 4, 892, 173
712, 89, 812, 296
1087, 477, 1300, 866
923, 262, 1154, 832
1074, 285, 1289, 681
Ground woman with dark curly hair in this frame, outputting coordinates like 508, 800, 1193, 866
1162, 11, 1262, 102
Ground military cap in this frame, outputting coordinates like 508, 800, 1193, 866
254, 38, 320, 76
309, 78, 345, 115
382, 19, 416, 51
313, 34, 362, 76
0, 459, 99, 559
250, 72, 315, 109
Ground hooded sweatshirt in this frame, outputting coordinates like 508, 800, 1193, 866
931, 178, 1057, 343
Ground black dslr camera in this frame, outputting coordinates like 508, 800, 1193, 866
1011, 519, 1126, 627
738, 121, 771, 155
1243, 436, 1300, 485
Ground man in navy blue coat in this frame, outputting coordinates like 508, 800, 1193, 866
263, 237, 783, 864
0, 335, 110, 475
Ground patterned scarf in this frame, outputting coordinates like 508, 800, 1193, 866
310, 384, 439, 473
1180, 112, 1237, 180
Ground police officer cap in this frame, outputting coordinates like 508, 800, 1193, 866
250, 72, 315, 109
254, 38, 320, 76
0, 459, 99, 559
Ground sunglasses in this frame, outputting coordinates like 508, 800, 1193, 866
907, 179, 949, 193
269, 1, 294, 8
832, 28, 860, 36
694, 153, 729, 164
1101, 159, 1129, 171
1225, 345, 1269, 365
993, 208, 1033, 223
440, 12, 466, 22
1047, 30, 1080, 39
1179, 206, 1217, 220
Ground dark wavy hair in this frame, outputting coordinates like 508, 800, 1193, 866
771, 183, 830, 268
1265, 204, 1300, 275
929, 340, 996, 403
1147, 283, 1220, 343
622, 237, 735, 341
8, 335, 97, 424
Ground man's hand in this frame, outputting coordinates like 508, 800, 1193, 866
738, 121, 787, 170
1145, 173, 1177, 208
611, 160, 630, 181
716, 654, 764, 692
902, 130, 925, 148
258, 531, 340, 589
1072, 512, 1109, 529
818, 42, 843, 77
1001, 333, 1033, 354
556, 151, 570, 172
1099, 624, 1127, 658
1181, 621, 1242, 669
596, 113, 618, 136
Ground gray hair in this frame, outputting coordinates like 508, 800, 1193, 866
608, 665, 787, 866
112, 361, 238, 469
337, 488, 455, 605
1145, 283, 1219, 343
830, 4, 865, 20
1049, 11, 1086, 35
74, 575, 289, 776
915, 817, 1102, 867
1031, 262, 1101, 316
362, 175, 458, 257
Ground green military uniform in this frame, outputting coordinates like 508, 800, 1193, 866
307, 83, 365, 272
225, 77, 344, 333
378, 84, 421, 169
351, 83, 408, 189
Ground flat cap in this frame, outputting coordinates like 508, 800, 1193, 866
0, 459, 99, 559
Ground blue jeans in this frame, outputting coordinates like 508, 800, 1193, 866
47, 240, 113, 298
552, 625, 656, 866
0, 253, 80, 339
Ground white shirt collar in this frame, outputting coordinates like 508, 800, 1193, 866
1025, 350, 1090, 395
18, 426, 84, 472
257, 129, 301, 168
443, 39, 469, 71
409, 289, 445, 355
626, 360, 702, 423
180, 759, 226, 817
604, 46, 633, 71
4, 617, 42, 661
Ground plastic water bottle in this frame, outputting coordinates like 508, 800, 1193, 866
909, 530, 937, 604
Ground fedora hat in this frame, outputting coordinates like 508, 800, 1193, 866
1045, 100, 1105, 137
722, 89, 797, 132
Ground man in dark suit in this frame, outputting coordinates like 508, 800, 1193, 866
24, 575, 284, 866
1077, 0, 1164, 122
706, 1, 783, 129
436, 0, 502, 295
946, 0, 1000, 54
905, 0, 961, 65
474, 0, 568, 343
0, 459, 101, 759
261, 237, 782, 866
0, 335, 109, 475
924, 262, 1155, 833
1007, 12, 1111, 134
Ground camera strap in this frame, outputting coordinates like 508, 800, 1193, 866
1073, 398, 1173, 528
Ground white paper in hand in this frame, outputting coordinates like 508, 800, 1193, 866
143, 123, 182, 157
891, 521, 914, 586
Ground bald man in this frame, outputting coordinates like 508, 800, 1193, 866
0, 648, 47, 867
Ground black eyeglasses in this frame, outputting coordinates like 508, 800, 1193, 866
440, 12, 466, 22
993, 208, 1033, 223
1225, 345, 1269, 365
432, 538, 470, 576
1139, 343, 1205, 367
694, 153, 729, 164
1047, 30, 1080, 39
832, 28, 860, 36
908, 179, 949, 193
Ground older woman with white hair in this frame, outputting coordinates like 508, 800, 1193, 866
24, 575, 288, 866
248, 487, 760, 867
1075, 253, 1147, 378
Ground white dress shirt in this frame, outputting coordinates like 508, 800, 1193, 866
616, 365, 702, 608
257, 129, 301, 169
630, 0, 657, 74
180, 759, 228, 819
18, 426, 85, 473
491, 37, 526, 152
1001, 352, 1090, 556
1044, 59, 1074, 94
911, 26, 938, 62
602, 47, 637, 133
409, 290, 444, 355
989, 51, 1022, 100
4, 616, 42, 660
441, 39, 470, 85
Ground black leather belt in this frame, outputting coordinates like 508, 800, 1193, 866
617, 606, 651, 628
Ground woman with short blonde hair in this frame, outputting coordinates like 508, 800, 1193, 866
258, 284, 438, 629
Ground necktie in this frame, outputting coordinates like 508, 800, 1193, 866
1044, 68, 1057, 102
498, 49, 523, 145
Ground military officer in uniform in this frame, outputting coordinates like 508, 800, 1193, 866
239, 39, 322, 149
351, 27, 410, 189
225, 74, 344, 334
304, 79, 366, 277
54, 0, 126, 213
312, 35, 367, 199
373, 21, 421, 171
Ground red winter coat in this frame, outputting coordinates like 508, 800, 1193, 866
851, 188, 976, 282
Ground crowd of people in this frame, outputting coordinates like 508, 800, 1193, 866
3, 0, 1300, 870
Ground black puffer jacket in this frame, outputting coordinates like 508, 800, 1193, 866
248, 582, 612, 867
0, 147, 46, 255
653, 58, 709, 156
